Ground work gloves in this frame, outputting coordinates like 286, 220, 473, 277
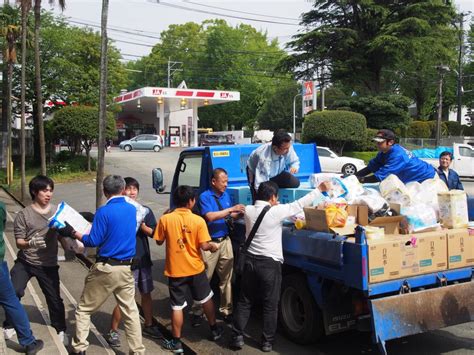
28, 235, 47, 249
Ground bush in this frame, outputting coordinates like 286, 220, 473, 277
47, 154, 96, 175
302, 110, 366, 154
346, 128, 379, 152
407, 121, 431, 138
331, 95, 411, 131
426, 121, 448, 138
462, 124, 474, 136
444, 121, 462, 136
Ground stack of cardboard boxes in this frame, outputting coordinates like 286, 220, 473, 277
303, 202, 474, 284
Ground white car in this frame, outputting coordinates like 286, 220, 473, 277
316, 146, 366, 175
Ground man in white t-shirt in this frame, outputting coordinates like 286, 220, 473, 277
230, 180, 330, 352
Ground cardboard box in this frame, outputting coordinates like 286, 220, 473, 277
447, 228, 474, 269
391, 235, 420, 277
279, 188, 296, 204
411, 231, 448, 274
367, 237, 402, 283
303, 205, 404, 236
438, 190, 469, 229
227, 186, 252, 206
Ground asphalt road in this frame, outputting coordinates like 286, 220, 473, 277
34, 146, 474, 354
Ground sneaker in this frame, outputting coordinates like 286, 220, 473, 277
230, 335, 244, 349
58, 331, 69, 346
143, 324, 163, 339
210, 325, 224, 341
3, 327, 16, 340
191, 314, 203, 328
25, 339, 44, 355
261, 341, 272, 352
161, 338, 184, 354
105, 330, 121, 348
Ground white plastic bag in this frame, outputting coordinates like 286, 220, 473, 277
342, 175, 365, 202
353, 189, 388, 213
401, 203, 439, 232
308, 173, 340, 188
124, 196, 149, 232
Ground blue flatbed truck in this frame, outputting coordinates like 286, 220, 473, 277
152, 143, 474, 354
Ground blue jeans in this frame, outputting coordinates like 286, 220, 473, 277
0, 261, 36, 347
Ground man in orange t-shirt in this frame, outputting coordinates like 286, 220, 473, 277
154, 185, 223, 353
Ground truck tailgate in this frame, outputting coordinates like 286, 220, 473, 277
370, 281, 474, 354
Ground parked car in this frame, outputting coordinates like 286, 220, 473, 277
119, 134, 163, 152
317, 146, 366, 175
199, 134, 235, 146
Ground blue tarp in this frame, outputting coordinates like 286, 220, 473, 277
411, 146, 453, 159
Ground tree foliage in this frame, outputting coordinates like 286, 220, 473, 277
331, 95, 411, 131
302, 110, 366, 154
255, 82, 302, 132
126, 20, 294, 130
48, 106, 115, 171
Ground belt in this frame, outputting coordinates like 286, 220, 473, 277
96, 257, 134, 266
211, 236, 228, 243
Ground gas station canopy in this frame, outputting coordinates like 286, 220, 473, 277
114, 86, 240, 113
114, 86, 240, 147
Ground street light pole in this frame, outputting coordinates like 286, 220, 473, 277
293, 93, 301, 138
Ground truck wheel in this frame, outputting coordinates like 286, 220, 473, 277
124, 145, 132, 152
342, 163, 356, 175
153, 145, 161, 152
279, 274, 324, 344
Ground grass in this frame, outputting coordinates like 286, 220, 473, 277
344, 151, 378, 164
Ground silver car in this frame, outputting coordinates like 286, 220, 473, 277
119, 134, 163, 152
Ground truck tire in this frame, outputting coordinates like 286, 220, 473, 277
279, 273, 324, 344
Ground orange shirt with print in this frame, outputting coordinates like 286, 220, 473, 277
154, 208, 211, 278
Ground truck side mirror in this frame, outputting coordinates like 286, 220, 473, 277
152, 168, 166, 193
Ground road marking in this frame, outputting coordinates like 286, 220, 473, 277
4, 212, 114, 355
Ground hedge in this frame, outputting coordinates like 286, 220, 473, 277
302, 110, 366, 154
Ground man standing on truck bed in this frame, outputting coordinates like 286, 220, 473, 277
355, 129, 436, 184
192, 168, 245, 327
247, 130, 300, 202
230, 180, 330, 352
437, 151, 464, 190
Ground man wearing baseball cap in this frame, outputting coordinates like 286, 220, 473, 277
355, 129, 436, 183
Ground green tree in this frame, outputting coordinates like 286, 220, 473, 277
331, 95, 411, 131
302, 110, 366, 154
50, 106, 115, 171
283, 0, 457, 98
255, 82, 301, 132
127, 20, 293, 131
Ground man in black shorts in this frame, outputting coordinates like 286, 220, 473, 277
154, 185, 223, 353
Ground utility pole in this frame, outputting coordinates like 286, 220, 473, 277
456, 12, 468, 124
167, 58, 183, 88
436, 65, 450, 147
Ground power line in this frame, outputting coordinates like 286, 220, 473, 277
151, 0, 300, 26
181, 0, 301, 21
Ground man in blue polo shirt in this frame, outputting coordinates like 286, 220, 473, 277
60, 175, 145, 355
192, 168, 245, 326
355, 129, 436, 184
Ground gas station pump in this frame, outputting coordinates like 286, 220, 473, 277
168, 126, 180, 147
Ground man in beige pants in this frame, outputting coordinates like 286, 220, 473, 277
58, 175, 145, 354
192, 168, 245, 326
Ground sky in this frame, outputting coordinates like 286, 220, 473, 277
43, 0, 474, 62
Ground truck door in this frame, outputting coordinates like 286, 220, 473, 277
453, 143, 474, 177
171, 150, 209, 207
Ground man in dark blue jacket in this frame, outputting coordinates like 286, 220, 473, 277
437, 151, 464, 190
355, 129, 436, 183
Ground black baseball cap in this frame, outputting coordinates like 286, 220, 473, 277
373, 129, 396, 142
